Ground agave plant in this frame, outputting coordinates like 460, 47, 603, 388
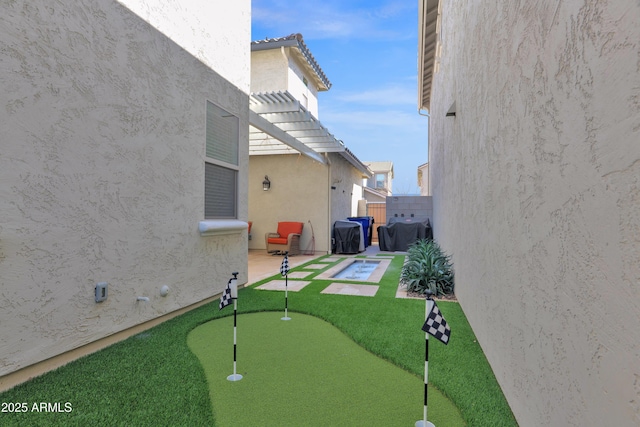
400, 239, 454, 296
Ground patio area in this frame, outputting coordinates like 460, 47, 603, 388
248, 243, 422, 300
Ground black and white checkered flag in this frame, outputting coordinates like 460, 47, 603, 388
421, 300, 451, 344
219, 279, 232, 310
280, 253, 290, 277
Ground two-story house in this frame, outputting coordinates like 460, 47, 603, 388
363, 161, 394, 202
248, 34, 371, 254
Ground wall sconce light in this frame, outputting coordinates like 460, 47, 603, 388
262, 175, 271, 191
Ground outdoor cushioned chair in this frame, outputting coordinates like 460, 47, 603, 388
265, 222, 304, 255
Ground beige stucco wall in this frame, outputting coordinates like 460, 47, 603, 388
418, 163, 430, 196
429, 1, 640, 426
329, 155, 365, 226
249, 154, 330, 253
0, 0, 249, 378
248, 153, 363, 254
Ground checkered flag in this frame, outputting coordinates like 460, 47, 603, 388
421, 300, 451, 344
280, 253, 290, 277
219, 279, 232, 310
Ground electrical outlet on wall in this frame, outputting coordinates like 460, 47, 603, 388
95, 282, 108, 303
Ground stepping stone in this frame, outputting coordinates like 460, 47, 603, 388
305, 263, 330, 270
395, 283, 423, 299
321, 283, 379, 297
256, 280, 311, 292
287, 271, 313, 279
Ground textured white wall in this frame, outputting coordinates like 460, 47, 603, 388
429, 1, 640, 426
286, 55, 320, 118
120, 0, 251, 93
250, 49, 289, 94
0, 0, 249, 377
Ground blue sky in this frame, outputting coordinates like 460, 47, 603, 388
251, 0, 429, 195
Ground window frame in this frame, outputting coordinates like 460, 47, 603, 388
204, 100, 240, 220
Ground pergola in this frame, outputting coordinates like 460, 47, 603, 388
249, 90, 371, 176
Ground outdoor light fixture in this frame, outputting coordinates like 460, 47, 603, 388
446, 101, 456, 117
262, 175, 271, 191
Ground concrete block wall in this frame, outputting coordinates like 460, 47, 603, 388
385, 196, 433, 224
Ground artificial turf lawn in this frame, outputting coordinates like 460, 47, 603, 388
188, 312, 464, 427
0, 253, 517, 426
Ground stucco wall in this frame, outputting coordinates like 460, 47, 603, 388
120, 0, 251, 93
251, 49, 289, 94
286, 53, 320, 117
251, 47, 321, 117
429, 1, 640, 426
418, 163, 430, 196
249, 154, 330, 253
329, 154, 364, 225
0, 0, 249, 377
248, 153, 363, 254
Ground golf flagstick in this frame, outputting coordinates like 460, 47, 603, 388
280, 252, 291, 320
416, 295, 435, 427
416, 290, 451, 427
227, 272, 242, 381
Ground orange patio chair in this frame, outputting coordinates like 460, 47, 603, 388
265, 222, 304, 255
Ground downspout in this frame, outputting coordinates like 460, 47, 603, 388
326, 152, 332, 255
280, 46, 289, 87
418, 109, 432, 202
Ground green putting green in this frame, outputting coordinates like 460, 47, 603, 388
188, 311, 464, 427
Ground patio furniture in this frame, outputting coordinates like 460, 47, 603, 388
265, 221, 304, 255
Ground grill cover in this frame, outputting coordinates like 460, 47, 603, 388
333, 220, 362, 254
377, 217, 433, 251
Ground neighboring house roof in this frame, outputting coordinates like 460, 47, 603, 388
364, 161, 394, 178
249, 90, 371, 177
418, 0, 440, 111
252, 33, 332, 92
364, 186, 389, 200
